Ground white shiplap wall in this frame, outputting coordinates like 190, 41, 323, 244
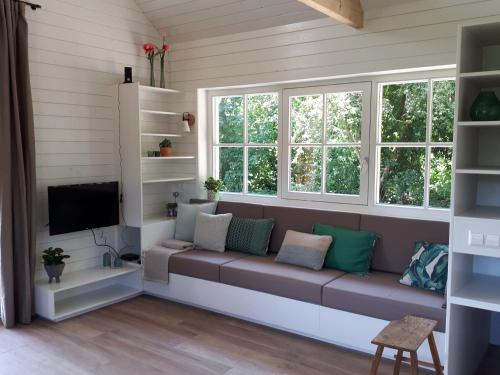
167, 0, 500, 218
28, 0, 161, 278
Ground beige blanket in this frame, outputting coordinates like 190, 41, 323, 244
143, 241, 192, 283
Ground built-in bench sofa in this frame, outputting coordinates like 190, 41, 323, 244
143, 201, 449, 364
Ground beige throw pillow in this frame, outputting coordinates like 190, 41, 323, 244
275, 230, 333, 270
193, 212, 233, 252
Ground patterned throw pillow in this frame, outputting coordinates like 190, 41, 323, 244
399, 241, 448, 294
226, 217, 274, 256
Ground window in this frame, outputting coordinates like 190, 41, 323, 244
376, 79, 455, 209
283, 83, 371, 204
213, 92, 279, 195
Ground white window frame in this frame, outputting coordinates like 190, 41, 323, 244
209, 87, 282, 197
374, 77, 455, 210
282, 82, 372, 205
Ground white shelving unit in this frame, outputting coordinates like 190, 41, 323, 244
446, 19, 500, 375
119, 83, 195, 249
35, 264, 142, 322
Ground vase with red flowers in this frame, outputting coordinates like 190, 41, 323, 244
143, 43, 156, 86
156, 34, 169, 88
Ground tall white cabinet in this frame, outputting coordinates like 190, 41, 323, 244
447, 19, 500, 375
118, 83, 197, 249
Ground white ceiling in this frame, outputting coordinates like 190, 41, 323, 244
135, 0, 417, 42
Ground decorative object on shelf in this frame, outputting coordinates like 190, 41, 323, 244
147, 150, 155, 157
42, 247, 70, 283
470, 91, 500, 121
123, 66, 133, 84
182, 112, 196, 132
167, 203, 177, 217
143, 43, 156, 87
156, 33, 170, 89
167, 192, 180, 217
153, 150, 160, 157
102, 251, 111, 267
159, 138, 172, 156
203, 177, 224, 201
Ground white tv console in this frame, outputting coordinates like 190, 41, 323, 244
34, 263, 142, 322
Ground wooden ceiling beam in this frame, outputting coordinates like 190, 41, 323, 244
298, 0, 364, 29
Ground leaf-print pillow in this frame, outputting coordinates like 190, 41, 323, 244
399, 241, 448, 294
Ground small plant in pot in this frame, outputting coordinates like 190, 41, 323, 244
42, 247, 70, 283
159, 138, 172, 157
203, 177, 224, 201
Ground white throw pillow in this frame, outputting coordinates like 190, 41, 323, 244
193, 212, 233, 252
174, 202, 217, 242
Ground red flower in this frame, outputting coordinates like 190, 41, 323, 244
162, 43, 169, 52
143, 43, 155, 53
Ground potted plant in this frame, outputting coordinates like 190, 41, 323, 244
159, 138, 172, 156
42, 247, 70, 283
203, 177, 224, 200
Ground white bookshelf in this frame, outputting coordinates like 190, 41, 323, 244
119, 82, 196, 250
447, 19, 500, 375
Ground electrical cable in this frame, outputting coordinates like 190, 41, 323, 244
90, 228, 120, 258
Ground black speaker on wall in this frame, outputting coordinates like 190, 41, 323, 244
124, 67, 133, 83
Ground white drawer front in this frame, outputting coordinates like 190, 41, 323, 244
454, 217, 500, 257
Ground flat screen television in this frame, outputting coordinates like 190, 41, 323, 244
48, 182, 119, 236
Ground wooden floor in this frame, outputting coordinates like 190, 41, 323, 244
0, 295, 432, 375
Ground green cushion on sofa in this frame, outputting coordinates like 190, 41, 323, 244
226, 217, 275, 255
313, 224, 377, 275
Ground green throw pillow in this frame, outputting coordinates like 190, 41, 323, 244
312, 224, 377, 275
399, 241, 448, 294
226, 217, 275, 256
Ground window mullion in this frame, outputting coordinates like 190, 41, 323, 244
243, 94, 249, 194
424, 79, 433, 209
321, 93, 327, 195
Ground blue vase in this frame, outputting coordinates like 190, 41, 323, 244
470, 91, 500, 121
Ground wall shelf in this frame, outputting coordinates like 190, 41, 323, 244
455, 205, 500, 220
142, 214, 176, 226
460, 70, 500, 86
139, 85, 181, 94
142, 176, 196, 184
457, 121, 500, 127
141, 132, 184, 137
450, 274, 500, 313
456, 167, 500, 175
141, 109, 182, 116
142, 155, 196, 160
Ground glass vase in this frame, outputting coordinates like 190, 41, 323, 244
160, 57, 166, 88
149, 57, 155, 87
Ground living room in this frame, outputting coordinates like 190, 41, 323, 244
1, 0, 500, 374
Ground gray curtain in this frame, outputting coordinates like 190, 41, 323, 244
0, 1, 37, 328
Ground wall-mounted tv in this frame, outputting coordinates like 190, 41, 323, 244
48, 182, 119, 236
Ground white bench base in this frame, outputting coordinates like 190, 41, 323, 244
144, 273, 446, 366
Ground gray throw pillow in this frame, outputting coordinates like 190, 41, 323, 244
174, 202, 217, 242
275, 230, 333, 271
193, 212, 233, 252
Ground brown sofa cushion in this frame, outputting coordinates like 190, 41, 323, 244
360, 215, 449, 274
220, 255, 345, 304
169, 250, 248, 282
190, 200, 264, 219
322, 271, 446, 332
263, 206, 360, 253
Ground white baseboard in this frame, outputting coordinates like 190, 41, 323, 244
144, 274, 446, 365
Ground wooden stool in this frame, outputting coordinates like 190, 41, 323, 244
370, 315, 443, 375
